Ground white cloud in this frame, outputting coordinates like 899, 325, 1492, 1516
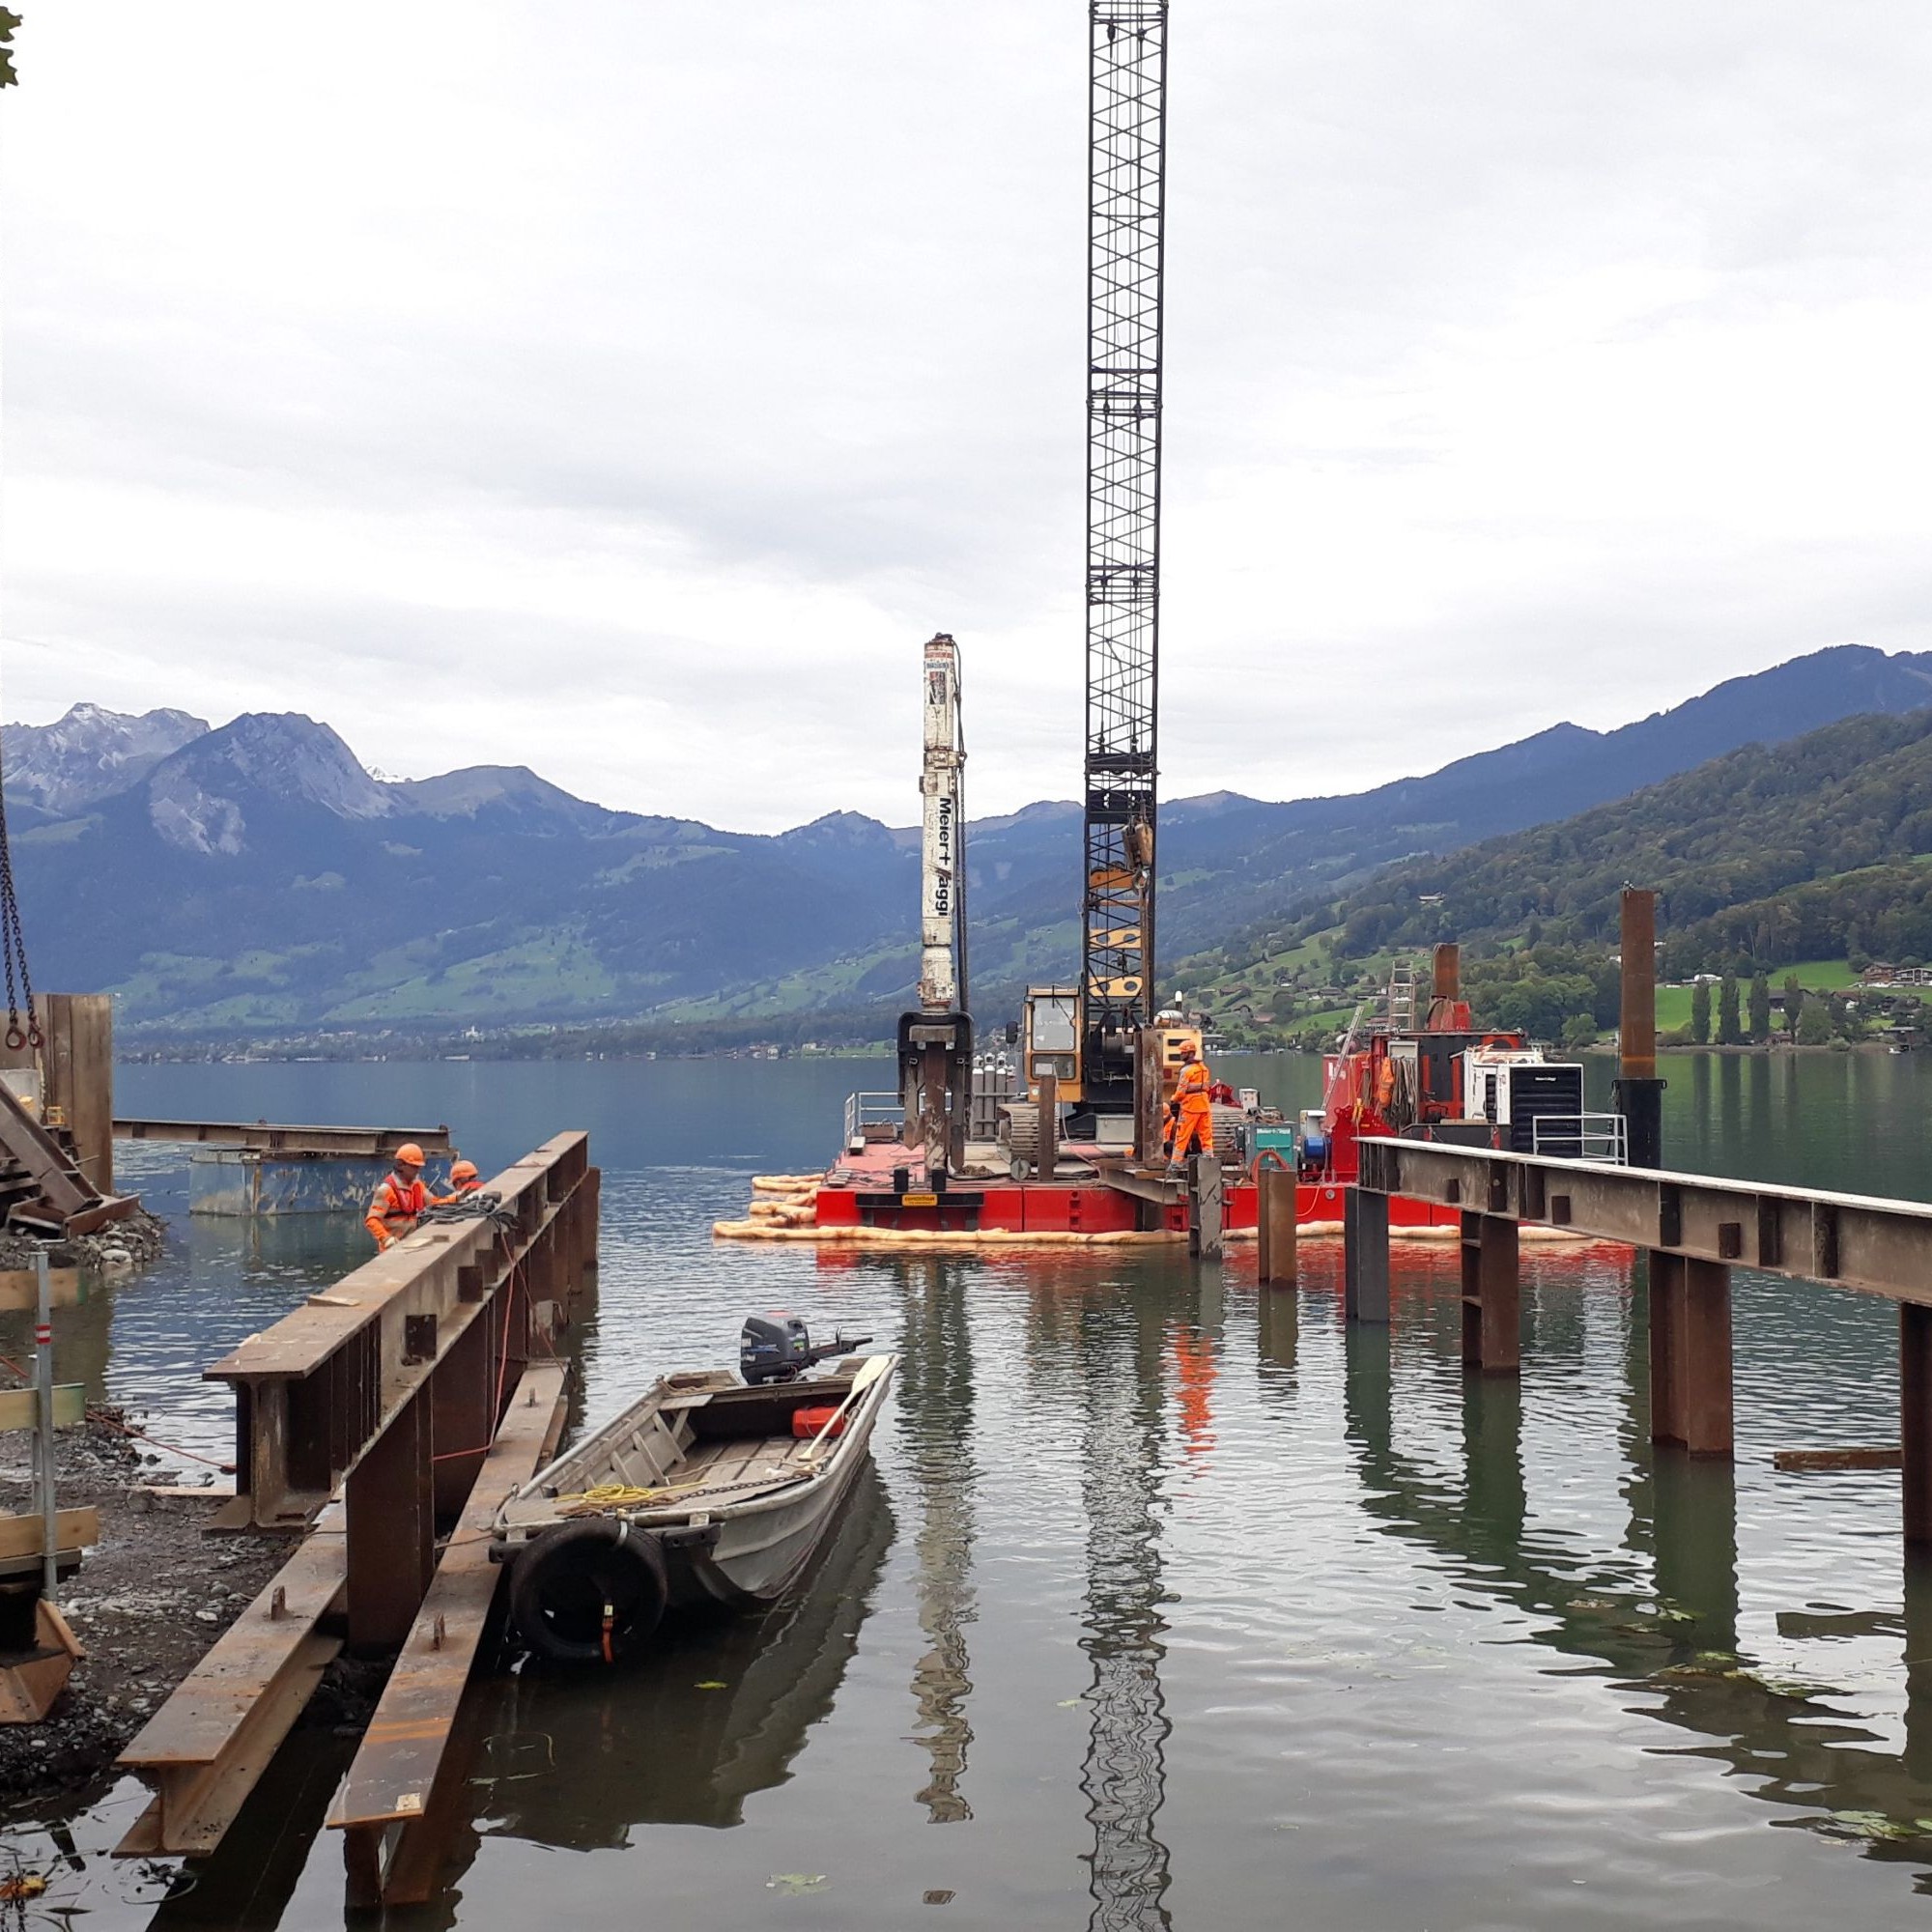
4, 1, 1930, 828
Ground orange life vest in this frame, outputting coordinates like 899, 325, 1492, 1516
366, 1173, 428, 1245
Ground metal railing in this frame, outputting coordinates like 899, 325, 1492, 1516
844, 1092, 905, 1151
1530, 1113, 1629, 1165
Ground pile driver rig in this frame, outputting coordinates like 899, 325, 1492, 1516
897, 633, 973, 1181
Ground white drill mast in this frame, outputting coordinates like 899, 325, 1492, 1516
918, 634, 966, 1015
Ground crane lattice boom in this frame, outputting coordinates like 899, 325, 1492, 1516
1083, 2, 1168, 1111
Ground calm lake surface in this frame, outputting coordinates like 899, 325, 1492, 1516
10, 1049, 1932, 1929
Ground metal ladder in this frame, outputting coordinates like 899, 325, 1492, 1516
1384, 963, 1417, 1033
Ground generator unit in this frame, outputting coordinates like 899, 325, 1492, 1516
1461, 1048, 1585, 1154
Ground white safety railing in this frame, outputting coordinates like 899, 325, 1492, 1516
1530, 1113, 1629, 1165
844, 1091, 906, 1151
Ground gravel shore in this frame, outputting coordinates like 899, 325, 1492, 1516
0, 1410, 283, 1811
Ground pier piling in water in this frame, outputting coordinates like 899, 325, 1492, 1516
1904, 1305, 1932, 1544
1256, 1163, 1296, 1284
1616, 888, 1664, 1170
1460, 1212, 1520, 1374
1343, 1185, 1389, 1321
1649, 1251, 1734, 1457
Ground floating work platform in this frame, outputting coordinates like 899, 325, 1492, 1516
713, 1137, 1483, 1249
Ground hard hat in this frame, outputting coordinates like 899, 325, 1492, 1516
396, 1142, 426, 1168
451, 1158, 479, 1183
1178, 1041, 1197, 1058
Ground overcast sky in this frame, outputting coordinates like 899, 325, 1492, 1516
4, 3, 1930, 831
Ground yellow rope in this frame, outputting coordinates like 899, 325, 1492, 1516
553, 1465, 809, 1516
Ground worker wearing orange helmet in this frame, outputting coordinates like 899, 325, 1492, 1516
434, 1158, 482, 1206
365, 1143, 430, 1250
1166, 1041, 1214, 1176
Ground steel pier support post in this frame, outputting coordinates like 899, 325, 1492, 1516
1650, 1251, 1732, 1458
1648, 1250, 1685, 1446
430, 1313, 496, 1520
1681, 1259, 1733, 1458
1257, 1164, 1297, 1286
345, 1388, 435, 1652
1460, 1212, 1520, 1375
1903, 1303, 1932, 1545
1188, 1153, 1224, 1260
1344, 1186, 1389, 1323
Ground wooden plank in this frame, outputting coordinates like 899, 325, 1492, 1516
330, 1363, 568, 1907
0, 1268, 82, 1313
0, 1384, 84, 1432
0, 1507, 99, 1558
1775, 1446, 1903, 1472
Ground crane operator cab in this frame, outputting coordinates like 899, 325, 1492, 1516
1000, 985, 1208, 1173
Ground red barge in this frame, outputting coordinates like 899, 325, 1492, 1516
719, 943, 1608, 1248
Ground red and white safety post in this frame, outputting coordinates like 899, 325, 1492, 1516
34, 1248, 57, 1602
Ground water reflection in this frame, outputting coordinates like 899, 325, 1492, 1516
898, 1260, 979, 1824
463, 1467, 894, 1850
1077, 1292, 1175, 1932
1344, 1296, 1932, 1874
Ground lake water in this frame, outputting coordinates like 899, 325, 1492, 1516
9, 1049, 1932, 1929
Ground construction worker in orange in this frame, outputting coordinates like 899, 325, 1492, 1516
365, 1143, 430, 1250
435, 1158, 482, 1206
1167, 1041, 1214, 1176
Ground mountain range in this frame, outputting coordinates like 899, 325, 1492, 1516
8, 642, 1931, 1035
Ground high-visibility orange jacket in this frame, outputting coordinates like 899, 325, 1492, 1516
430, 1178, 483, 1208
366, 1173, 428, 1249
1176, 1060, 1212, 1115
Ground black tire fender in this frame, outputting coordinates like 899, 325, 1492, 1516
510, 1517, 669, 1665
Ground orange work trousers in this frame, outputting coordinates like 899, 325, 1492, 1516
1171, 1108, 1212, 1160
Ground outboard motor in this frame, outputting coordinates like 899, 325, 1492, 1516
739, 1313, 873, 1385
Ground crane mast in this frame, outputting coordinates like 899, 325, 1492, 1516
1081, 1, 1168, 1121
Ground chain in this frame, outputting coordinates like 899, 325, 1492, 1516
0, 737, 39, 1051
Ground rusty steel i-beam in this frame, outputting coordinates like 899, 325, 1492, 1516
1352, 1136, 1932, 1529
119, 1133, 600, 1871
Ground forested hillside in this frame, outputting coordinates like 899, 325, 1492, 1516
1310, 708, 1932, 970
1182, 706, 1932, 1051
14, 644, 1932, 1039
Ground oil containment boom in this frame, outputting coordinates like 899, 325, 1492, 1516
1081, 1, 1169, 1120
